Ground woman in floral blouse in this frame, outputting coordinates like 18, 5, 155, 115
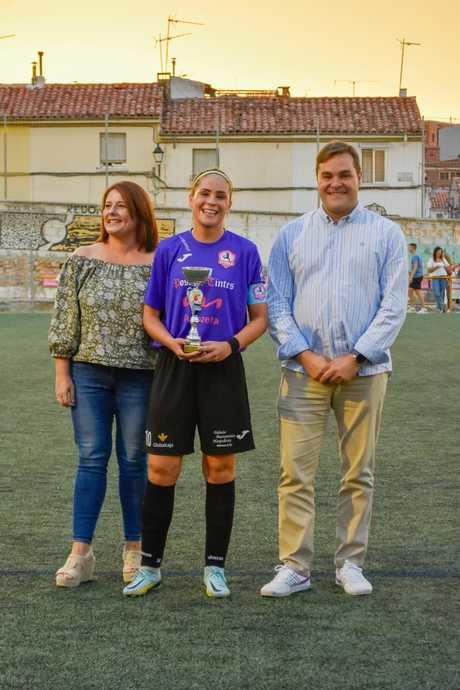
49, 181, 158, 588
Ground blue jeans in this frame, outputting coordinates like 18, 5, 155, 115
431, 279, 447, 311
70, 362, 153, 544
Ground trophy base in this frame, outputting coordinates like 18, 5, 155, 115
183, 342, 201, 353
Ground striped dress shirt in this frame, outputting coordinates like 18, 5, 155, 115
267, 204, 408, 376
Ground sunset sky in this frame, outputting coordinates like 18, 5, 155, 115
1, 0, 459, 121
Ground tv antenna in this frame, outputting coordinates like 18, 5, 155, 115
0, 34, 15, 40
397, 38, 421, 93
155, 16, 204, 74
334, 79, 377, 97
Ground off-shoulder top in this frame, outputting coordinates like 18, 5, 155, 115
48, 254, 157, 370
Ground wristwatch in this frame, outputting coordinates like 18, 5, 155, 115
351, 350, 367, 365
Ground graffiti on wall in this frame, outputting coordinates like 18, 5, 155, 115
400, 219, 460, 265
0, 205, 176, 301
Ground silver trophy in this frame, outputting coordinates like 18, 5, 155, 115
182, 266, 213, 352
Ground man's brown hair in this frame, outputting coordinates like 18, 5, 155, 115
98, 181, 158, 252
316, 140, 361, 177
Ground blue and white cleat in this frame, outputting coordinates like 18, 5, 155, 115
203, 566, 230, 598
122, 566, 161, 597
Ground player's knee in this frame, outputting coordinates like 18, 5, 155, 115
147, 455, 181, 485
204, 455, 235, 484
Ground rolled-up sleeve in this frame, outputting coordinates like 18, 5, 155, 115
48, 256, 81, 359
268, 228, 310, 361
354, 224, 408, 364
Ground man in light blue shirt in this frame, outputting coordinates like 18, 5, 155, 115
261, 141, 408, 598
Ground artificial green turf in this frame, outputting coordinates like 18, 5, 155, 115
0, 313, 459, 690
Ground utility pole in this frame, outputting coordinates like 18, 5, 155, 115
334, 80, 376, 97
397, 38, 421, 94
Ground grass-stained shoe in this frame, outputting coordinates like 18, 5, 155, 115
122, 566, 161, 597
203, 566, 230, 598
56, 549, 96, 588
122, 546, 142, 583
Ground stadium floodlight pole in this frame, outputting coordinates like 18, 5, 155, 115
397, 38, 421, 94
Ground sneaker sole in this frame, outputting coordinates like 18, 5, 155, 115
335, 579, 372, 596
203, 586, 230, 598
260, 582, 311, 597
56, 575, 97, 588
123, 581, 161, 597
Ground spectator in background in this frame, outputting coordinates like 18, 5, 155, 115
408, 243, 427, 313
427, 246, 451, 312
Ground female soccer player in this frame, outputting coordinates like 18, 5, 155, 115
123, 169, 267, 598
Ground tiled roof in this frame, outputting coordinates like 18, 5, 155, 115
431, 191, 449, 208
0, 83, 164, 120
161, 96, 422, 136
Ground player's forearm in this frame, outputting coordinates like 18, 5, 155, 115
234, 311, 267, 349
143, 308, 176, 349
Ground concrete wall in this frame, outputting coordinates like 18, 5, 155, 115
161, 140, 422, 217
2, 123, 422, 218
1, 200, 459, 308
1, 123, 157, 205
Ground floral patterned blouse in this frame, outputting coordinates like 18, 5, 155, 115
48, 254, 157, 370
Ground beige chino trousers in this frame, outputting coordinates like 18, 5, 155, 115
277, 368, 388, 574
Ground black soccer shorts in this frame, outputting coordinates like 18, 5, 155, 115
145, 348, 255, 456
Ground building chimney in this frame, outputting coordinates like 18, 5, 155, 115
30, 51, 46, 87
399, 88, 407, 97
277, 86, 290, 97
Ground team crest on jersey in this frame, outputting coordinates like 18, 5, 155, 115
218, 250, 236, 269
252, 284, 267, 301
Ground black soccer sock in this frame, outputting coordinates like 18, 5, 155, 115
141, 481, 175, 568
205, 480, 235, 567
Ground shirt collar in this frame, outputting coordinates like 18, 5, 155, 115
317, 203, 362, 225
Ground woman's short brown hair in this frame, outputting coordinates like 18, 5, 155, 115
316, 141, 361, 177
98, 181, 158, 252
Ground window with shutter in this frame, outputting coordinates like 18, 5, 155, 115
361, 149, 385, 183
375, 150, 385, 182
100, 133, 127, 164
362, 149, 373, 183
192, 149, 218, 177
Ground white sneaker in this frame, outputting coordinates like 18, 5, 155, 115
336, 560, 372, 596
260, 564, 311, 597
417, 307, 428, 314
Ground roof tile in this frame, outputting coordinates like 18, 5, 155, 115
0, 83, 164, 119
161, 96, 421, 136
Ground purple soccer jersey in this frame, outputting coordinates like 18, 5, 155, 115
144, 229, 266, 345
